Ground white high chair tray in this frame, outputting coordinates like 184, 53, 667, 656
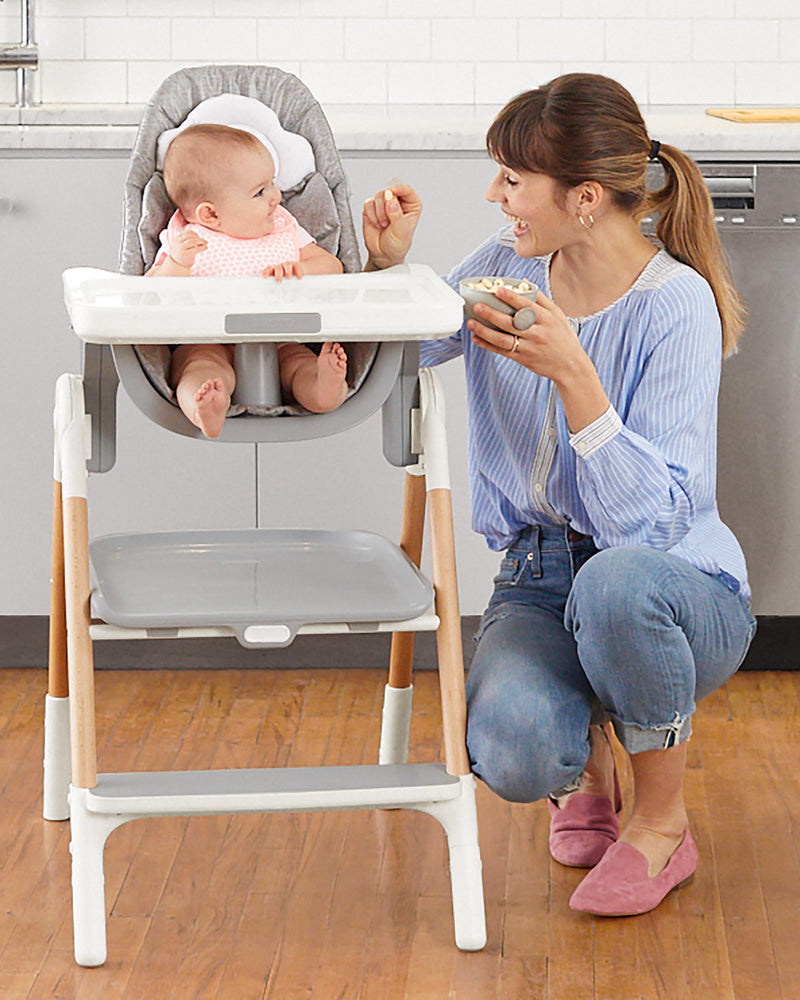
63, 263, 465, 344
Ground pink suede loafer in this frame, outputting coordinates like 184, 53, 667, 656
568, 828, 699, 916
548, 770, 622, 868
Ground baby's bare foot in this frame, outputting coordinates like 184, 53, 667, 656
314, 342, 348, 411
193, 378, 230, 438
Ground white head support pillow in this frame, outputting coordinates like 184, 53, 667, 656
156, 93, 316, 191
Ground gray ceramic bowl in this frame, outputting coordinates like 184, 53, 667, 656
459, 276, 539, 332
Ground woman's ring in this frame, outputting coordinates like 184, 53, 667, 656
509, 335, 520, 354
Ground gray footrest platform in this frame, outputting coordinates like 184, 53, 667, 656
86, 763, 461, 816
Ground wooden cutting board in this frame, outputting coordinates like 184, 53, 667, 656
707, 107, 800, 123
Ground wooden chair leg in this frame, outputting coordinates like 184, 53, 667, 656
62, 495, 98, 790
44, 478, 72, 820
381, 471, 427, 765
388, 470, 427, 688
49, 479, 69, 698
427, 486, 470, 777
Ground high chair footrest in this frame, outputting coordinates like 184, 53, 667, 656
85, 763, 461, 816
89, 528, 433, 632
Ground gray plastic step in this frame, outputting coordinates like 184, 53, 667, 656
86, 763, 462, 816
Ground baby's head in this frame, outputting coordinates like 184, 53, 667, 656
163, 123, 282, 238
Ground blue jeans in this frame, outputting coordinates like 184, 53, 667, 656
465, 524, 757, 803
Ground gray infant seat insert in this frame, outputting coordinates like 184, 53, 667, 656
49, 64, 486, 969
95, 64, 378, 453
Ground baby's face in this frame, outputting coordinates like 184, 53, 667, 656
211, 144, 282, 239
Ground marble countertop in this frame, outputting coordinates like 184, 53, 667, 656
2, 103, 800, 156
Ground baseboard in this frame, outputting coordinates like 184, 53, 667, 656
0, 615, 480, 671
2, 615, 795, 671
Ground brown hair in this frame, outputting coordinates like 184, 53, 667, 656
486, 73, 747, 357
163, 123, 264, 218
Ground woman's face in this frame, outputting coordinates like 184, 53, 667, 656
486, 162, 574, 258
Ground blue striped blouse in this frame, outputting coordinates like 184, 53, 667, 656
420, 228, 750, 598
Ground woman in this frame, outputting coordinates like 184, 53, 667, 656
363, 73, 756, 917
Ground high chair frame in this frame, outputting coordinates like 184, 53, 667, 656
44, 61, 485, 968
47, 354, 486, 966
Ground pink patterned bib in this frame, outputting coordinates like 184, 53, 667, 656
159, 206, 311, 277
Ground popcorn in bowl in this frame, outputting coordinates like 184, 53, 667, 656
459, 276, 539, 332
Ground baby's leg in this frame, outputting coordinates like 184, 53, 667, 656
278, 342, 348, 413
169, 344, 236, 438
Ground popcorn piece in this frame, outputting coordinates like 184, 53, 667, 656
465, 277, 534, 294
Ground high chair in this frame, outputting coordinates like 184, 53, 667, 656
44, 66, 486, 967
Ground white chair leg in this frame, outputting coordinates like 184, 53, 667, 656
379, 684, 414, 765
69, 786, 120, 967
421, 774, 486, 951
43, 694, 71, 821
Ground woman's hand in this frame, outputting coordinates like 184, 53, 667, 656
468, 284, 610, 432
362, 183, 422, 270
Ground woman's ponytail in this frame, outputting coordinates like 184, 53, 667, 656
646, 145, 747, 357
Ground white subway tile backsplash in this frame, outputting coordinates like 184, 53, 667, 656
41, 61, 127, 104
39, 0, 127, 15
735, 62, 800, 103
648, 0, 734, 16
649, 61, 736, 106
518, 19, 603, 64
126, 0, 213, 15
474, 0, 559, 15
259, 18, 344, 62
300, 61, 387, 104
171, 18, 258, 62
38, 18, 86, 61
387, 0, 469, 16
432, 18, 516, 62
303, 0, 388, 15
86, 19, 170, 62
475, 62, 562, 105
347, 20, 430, 61
216, 0, 300, 14
388, 62, 474, 103
778, 20, 800, 62
694, 19, 778, 62
5, 7, 800, 108
735, 0, 797, 16
561, 0, 638, 18
605, 19, 692, 63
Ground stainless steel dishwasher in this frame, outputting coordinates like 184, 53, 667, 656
704, 164, 800, 621
645, 162, 800, 661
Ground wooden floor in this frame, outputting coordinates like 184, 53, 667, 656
0, 666, 798, 999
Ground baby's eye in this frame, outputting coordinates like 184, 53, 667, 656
255, 187, 265, 197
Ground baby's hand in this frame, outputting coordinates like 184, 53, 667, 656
170, 230, 207, 268
263, 260, 305, 282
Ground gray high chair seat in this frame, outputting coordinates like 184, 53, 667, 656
46, 65, 486, 967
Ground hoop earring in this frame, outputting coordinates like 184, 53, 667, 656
578, 213, 595, 230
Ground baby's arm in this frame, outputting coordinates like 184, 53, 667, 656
299, 243, 344, 275
263, 245, 343, 282
146, 230, 207, 276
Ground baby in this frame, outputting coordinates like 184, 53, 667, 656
147, 123, 347, 438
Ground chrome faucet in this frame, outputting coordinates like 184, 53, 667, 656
0, 0, 37, 107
